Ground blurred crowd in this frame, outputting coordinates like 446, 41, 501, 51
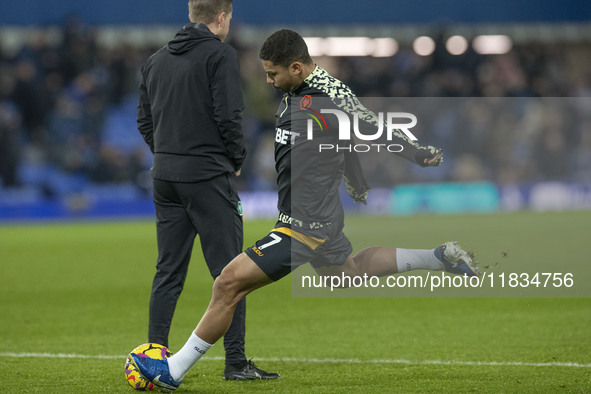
0, 17, 590, 197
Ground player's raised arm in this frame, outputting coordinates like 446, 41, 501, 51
343, 96, 444, 167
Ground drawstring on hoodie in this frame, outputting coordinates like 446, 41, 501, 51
279, 95, 289, 118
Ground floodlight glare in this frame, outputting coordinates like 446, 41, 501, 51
472, 35, 513, 55
324, 37, 374, 56
372, 38, 398, 57
413, 36, 435, 56
446, 35, 468, 55
303, 37, 325, 57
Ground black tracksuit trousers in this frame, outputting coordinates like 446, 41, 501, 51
148, 173, 245, 366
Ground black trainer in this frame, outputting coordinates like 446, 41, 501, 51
223, 360, 280, 380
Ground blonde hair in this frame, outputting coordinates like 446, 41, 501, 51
188, 0, 232, 24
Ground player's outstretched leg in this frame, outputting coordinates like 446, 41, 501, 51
316, 241, 479, 281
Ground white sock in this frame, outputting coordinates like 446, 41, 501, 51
167, 332, 213, 381
396, 248, 444, 273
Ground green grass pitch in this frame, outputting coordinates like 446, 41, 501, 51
0, 211, 590, 392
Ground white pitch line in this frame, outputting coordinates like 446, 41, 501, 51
1, 352, 123, 360
1, 352, 590, 368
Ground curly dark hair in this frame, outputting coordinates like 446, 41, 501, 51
259, 29, 313, 67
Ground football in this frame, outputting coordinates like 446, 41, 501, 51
124, 343, 172, 391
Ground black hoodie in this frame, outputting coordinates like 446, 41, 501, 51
138, 23, 246, 182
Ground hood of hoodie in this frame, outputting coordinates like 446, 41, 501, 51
167, 23, 220, 55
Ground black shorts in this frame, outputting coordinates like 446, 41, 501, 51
244, 222, 353, 281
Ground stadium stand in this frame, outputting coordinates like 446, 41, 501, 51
0, 2, 590, 219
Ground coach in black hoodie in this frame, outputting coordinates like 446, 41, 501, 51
137, 0, 277, 381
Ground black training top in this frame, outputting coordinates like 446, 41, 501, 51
138, 23, 246, 182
